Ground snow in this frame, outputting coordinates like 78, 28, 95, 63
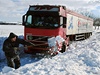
0, 25, 100, 75
0, 25, 24, 37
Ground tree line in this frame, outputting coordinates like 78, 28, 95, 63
0, 21, 21, 25
74, 9, 100, 29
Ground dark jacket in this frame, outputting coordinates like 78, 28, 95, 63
3, 33, 30, 58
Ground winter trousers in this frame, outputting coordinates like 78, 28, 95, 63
6, 55, 21, 69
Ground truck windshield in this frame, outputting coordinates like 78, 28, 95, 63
25, 15, 59, 28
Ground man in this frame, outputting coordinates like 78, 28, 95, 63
3, 32, 32, 69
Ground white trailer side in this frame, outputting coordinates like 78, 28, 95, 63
66, 9, 93, 40
66, 13, 93, 35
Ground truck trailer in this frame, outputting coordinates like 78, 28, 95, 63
22, 5, 93, 55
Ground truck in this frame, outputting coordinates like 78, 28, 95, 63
22, 5, 93, 55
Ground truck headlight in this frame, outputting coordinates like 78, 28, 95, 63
27, 35, 33, 40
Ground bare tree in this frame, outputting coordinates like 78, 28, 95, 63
93, 18, 100, 29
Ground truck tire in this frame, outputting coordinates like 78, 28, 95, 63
60, 42, 66, 53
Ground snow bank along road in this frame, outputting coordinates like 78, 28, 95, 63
0, 25, 100, 75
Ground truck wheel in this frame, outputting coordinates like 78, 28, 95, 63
60, 42, 66, 53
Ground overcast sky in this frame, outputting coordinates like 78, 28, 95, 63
0, 0, 100, 22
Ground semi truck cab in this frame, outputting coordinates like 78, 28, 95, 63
22, 5, 68, 54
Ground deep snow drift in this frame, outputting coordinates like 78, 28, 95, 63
0, 25, 100, 75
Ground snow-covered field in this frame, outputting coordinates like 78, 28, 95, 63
0, 25, 100, 75
0, 25, 24, 37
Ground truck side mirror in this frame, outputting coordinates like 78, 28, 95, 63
63, 24, 66, 28
63, 17, 66, 28
22, 15, 26, 25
